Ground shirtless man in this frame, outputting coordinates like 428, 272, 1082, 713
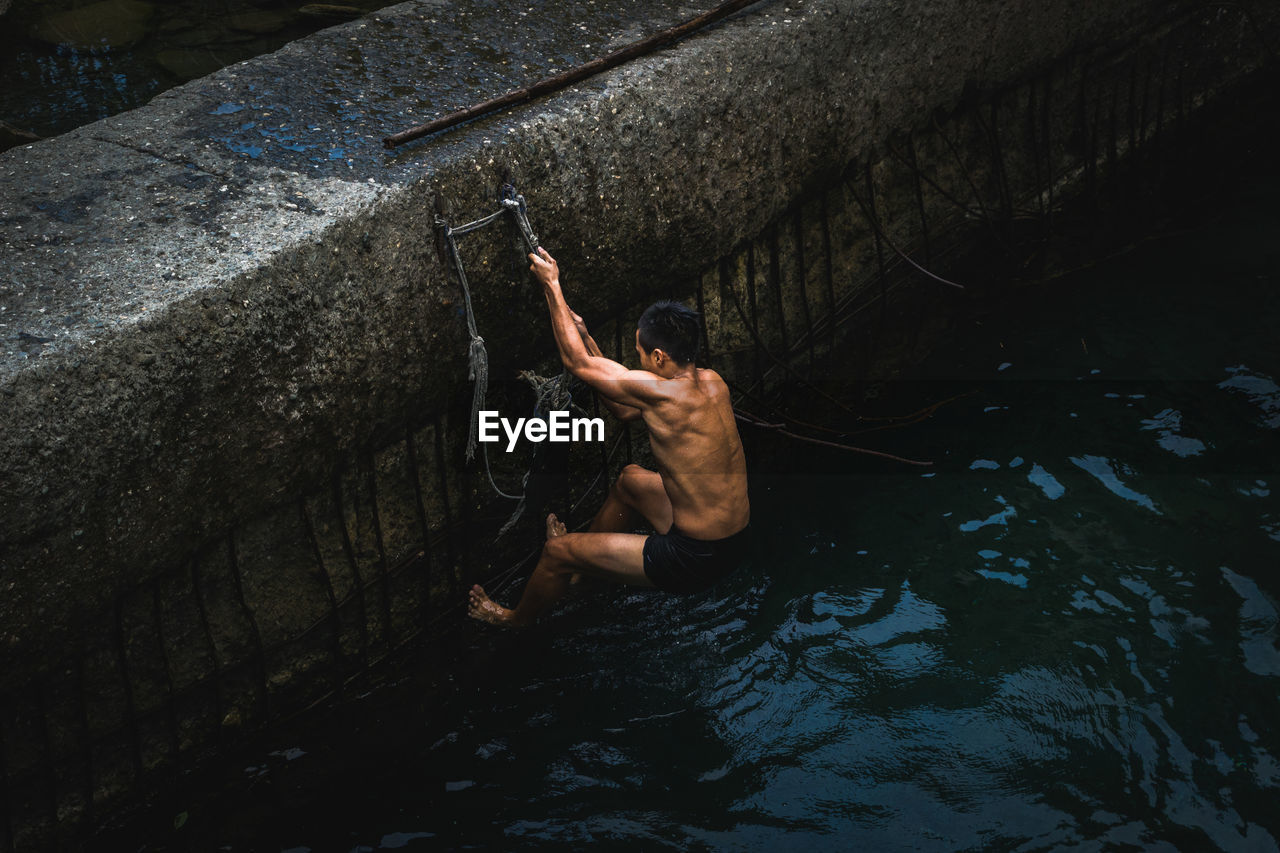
467, 248, 751, 627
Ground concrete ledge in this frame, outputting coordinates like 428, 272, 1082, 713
2, 0, 1202, 672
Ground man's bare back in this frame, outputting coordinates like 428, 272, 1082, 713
633, 366, 749, 540
466, 249, 750, 627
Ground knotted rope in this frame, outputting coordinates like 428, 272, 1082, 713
435, 186, 542, 461
435, 187, 577, 536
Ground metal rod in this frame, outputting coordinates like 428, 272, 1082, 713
383, 0, 768, 148
1107, 74, 1119, 179
592, 392, 610, 523
767, 227, 789, 355
743, 245, 763, 385
930, 114, 1004, 246
224, 536, 270, 720
432, 418, 462, 594
188, 555, 226, 737
456, 440, 476, 580
299, 496, 347, 687
149, 581, 183, 772
906, 133, 932, 267
364, 451, 396, 645
819, 187, 838, 365
612, 322, 633, 464
404, 428, 437, 620
331, 470, 372, 670
695, 270, 713, 364
863, 160, 889, 362
1152, 45, 1169, 167
1027, 78, 1044, 222
1138, 56, 1152, 158
733, 410, 932, 467
1083, 60, 1098, 205
71, 632, 95, 827
1042, 70, 1055, 236
1126, 61, 1137, 165
976, 94, 1011, 220
791, 207, 815, 372
110, 596, 144, 779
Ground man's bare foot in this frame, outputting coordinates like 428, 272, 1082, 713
468, 584, 515, 627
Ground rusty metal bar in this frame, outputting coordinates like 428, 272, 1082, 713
383, 0, 768, 148
592, 394, 610, 519
1108, 73, 1120, 170
363, 451, 396, 644
1126, 62, 1138, 165
930, 113, 1003, 244
612, 322, 633, 464
110, 596, 145, 779
299, 497, 348, 690
694, 268, 713, 362
456, 444, 476, 579
150, 582, 183, 771
790, 207, 815, 371
1027, 78, 1045, 223
1082, 60, 1098, 204
432, 418, 462, 594
863, 160, 888, 361
767, 227, 789, 355
1138, 56, 1153, 156
404, 428, 437, 618
818, 188, 838, 366
332, 469, 372, 668
743, 247, 763, 385
224, 536, 270, 719
70, 633, 95, 826
979, 94, 1012, 220
1152, 46, 1169, 166
906, 133, 932, 267
1041, 71, 1055, 235
189, 555, 227, 730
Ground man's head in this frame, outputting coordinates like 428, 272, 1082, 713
635, 300, 701, 375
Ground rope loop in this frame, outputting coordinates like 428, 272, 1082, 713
434, 186, 569, 505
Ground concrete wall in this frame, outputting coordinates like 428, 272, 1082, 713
0, 0, 1276, 845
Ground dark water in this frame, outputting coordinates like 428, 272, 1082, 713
0, 0, 326, 145
111, 186, 1280, 850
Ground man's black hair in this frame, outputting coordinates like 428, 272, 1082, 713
637, 300, 702, 365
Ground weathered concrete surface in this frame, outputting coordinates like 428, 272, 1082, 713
0, 0, 1277, 836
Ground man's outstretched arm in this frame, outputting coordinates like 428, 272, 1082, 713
529, 248, 660, 412
572, 312, 643, 422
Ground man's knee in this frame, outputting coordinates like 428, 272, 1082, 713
613, 464, 647, 499
541, 534, 576, 570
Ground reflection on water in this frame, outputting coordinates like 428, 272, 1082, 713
105, 184, 1278, 853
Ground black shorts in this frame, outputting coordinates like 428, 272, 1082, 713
642, 524, 751, 593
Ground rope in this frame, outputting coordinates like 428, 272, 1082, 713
438, 223, 489, 460
434, 185, 544, 461
434, 187, 584, 538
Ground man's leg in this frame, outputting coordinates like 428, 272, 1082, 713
469, 518, 652, 627
589, 464, 673, 534
570, 464, 671, 587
